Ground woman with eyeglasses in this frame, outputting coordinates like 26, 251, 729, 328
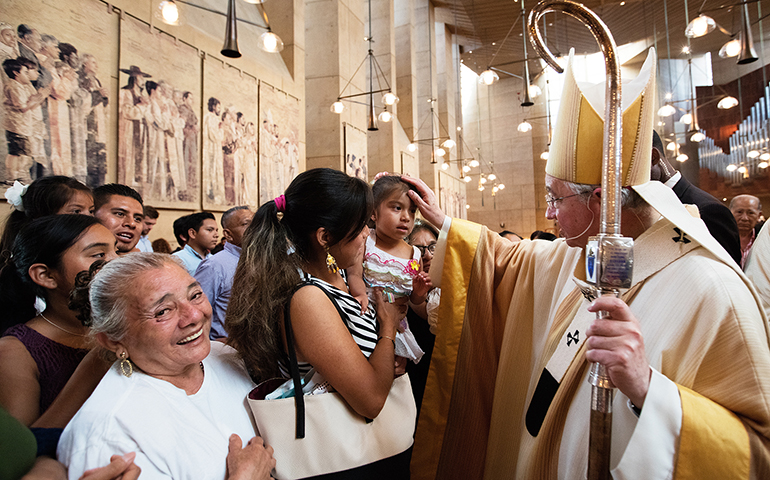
405, 220, 441, 415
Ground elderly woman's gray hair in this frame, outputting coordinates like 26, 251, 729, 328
88, 253, 186, 341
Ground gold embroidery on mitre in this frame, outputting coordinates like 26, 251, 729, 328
546, 50, 582, 182
574, 96, 604, 185
570, 93, 645, 186
621, 93, 643, 185
546, 48, 657, 187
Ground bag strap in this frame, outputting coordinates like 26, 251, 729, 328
283, 278, 351, 439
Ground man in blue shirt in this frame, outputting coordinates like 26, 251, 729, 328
173, 211, 219, 274
194, 206, 253, 340
137, 205, 158, 252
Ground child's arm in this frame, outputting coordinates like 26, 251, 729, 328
6, 83, 48, 114
409, 271, 432, 304
346, 260, 369, 314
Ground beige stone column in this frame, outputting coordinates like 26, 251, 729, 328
395, 0, 418, 143
414, 0, 438, 190
366, 0, 399, 176
435, 22, 458, 166
305, 0, 367, 171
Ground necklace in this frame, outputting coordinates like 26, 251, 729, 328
39, 312, 87, 337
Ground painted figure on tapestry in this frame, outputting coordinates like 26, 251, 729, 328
118, 65, 150, 189
204, 96, 224, 204
118, 65, 197, 203
179, 91, 198, 192
78, 53, 108, 186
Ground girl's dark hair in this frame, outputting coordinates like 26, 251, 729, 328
226, 168, 373, 381
0, 214, 101, 333
371, 175, 417, 209
369, 175, 418, 228
0, 176, 92, 255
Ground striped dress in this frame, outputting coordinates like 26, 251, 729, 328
279, 270, 379, 378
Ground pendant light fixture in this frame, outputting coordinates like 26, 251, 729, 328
737, 2, 758, 64
683, 1, 757, 65
520, 0, 534, 107
221, 0, 240, 58
329, 0, 398, 132
157, 1, 284, 58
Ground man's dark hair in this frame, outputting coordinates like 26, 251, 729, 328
17, 24, 33, 39
208, 97, 220, 112
188, 212, 215, 234
143, 205, 159, 220
221, 206, 249, 230
173, 214, 192, 245
93, 184, 143, 211
15, 57, 36, 71
530, 230, 557, 241
182, 91, 192, 100
500, 230, 522, 240
58, 43, 77, 62
652, 130, 666, 160
146, 81, 159, 96
3, 59, 23, 80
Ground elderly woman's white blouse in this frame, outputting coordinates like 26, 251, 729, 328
58, 342, 256, 479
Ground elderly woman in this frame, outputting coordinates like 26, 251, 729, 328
57, 253, 275, 480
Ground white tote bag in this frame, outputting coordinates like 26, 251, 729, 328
247, 280, 416, 479
248, 374, 415, 479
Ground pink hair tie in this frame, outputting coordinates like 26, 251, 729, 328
274, 194, 286, 212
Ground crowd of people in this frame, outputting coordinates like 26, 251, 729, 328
0, 169, 445, 479
1, 46, 770, 480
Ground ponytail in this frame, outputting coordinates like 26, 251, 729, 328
226, 199, 301, 381
226, 168, 373, 382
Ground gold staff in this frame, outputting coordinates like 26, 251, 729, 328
528, 2, 634, 479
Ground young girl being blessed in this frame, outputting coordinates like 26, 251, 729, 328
347, 174, 432, 364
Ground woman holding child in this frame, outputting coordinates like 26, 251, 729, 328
226, 168, 415, 479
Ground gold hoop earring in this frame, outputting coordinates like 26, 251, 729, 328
326, 249, 339, 274
119, 351, 133, 378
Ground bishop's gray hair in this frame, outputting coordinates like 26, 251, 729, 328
563, 181, 647, 211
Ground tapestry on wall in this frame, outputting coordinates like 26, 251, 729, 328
344, 122, 367, 181
118, 14, 200, 209
202, 56, 258, 211
1, 0, 117, 189
258, 81, 300, 206
400, 151, 418, 177
438, 170, 467, 220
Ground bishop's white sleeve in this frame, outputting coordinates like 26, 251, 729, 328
428, 216, 453, 288
611, 367, 682, 480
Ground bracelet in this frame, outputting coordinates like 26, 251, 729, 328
378, 335, 396, 347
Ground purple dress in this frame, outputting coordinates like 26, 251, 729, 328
2, 324, 88, 414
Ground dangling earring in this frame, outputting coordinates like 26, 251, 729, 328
119, 351, 133, 378
326, 248, 339, 274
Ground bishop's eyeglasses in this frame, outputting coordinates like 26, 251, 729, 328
544, 192, 584, 208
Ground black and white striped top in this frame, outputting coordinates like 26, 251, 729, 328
279, 270, 379, 378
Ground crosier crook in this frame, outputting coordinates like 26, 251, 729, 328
528, 2, 633, 479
